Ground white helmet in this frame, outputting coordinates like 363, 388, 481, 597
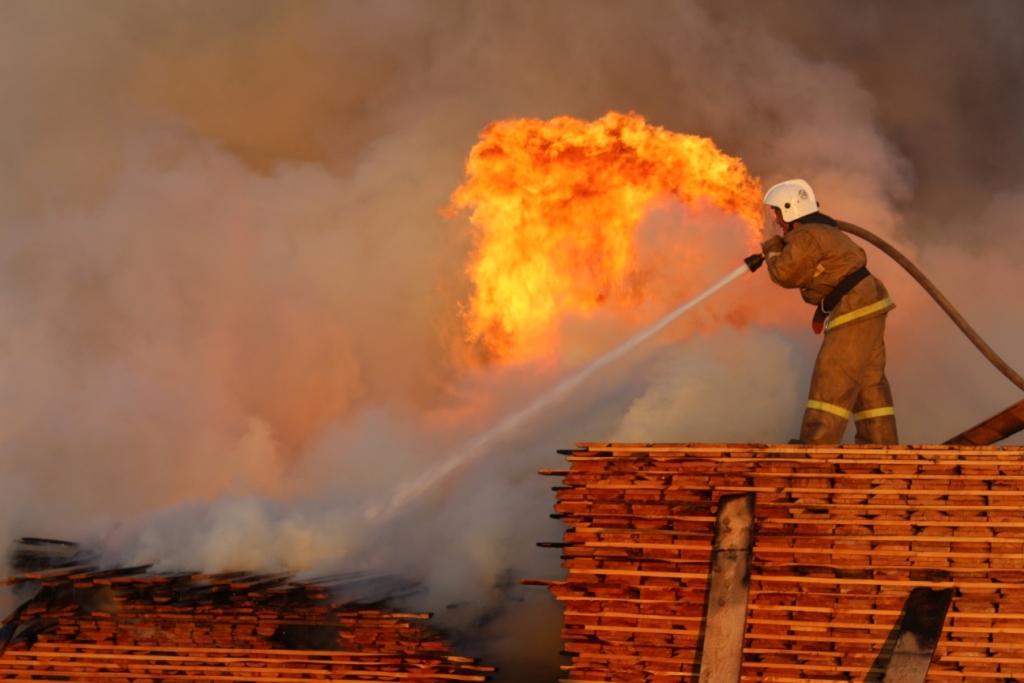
763, 179, 818, 223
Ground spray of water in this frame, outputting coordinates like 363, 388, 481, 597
364, 261, 754, 521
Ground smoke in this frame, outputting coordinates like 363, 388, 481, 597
1, 1, 1022, 680
710, 0, 1024, 246
612, 329, 806, 443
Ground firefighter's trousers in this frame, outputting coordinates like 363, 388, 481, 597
800, 313, 897, 445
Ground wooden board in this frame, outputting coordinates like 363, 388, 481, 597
698, 494, 755, 683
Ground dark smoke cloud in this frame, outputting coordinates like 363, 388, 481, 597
707, 0, 1024, 245
1, 2, 1022, 681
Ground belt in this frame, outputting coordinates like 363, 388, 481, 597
812, 266, 869, 334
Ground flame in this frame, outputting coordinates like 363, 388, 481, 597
448, 112, 763, 363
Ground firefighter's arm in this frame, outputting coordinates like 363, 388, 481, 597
764, 230, 819, 288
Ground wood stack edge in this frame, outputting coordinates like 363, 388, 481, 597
529, 443, 1024, 683
0, 561, 493, 681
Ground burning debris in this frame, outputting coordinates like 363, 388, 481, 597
528, 443, 1024, 681
0, 540, 493, 681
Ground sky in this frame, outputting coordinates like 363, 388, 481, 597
1, 2, 1023, 680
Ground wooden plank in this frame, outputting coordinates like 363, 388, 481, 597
946, 397, 1024, 446
25, 641, 476, 662
753, 562, 1013, 575
550, 591, 1024, 611
569, 473, 1024, 483
570, 443, 1017, 456
584, 541, 1024, 559
569, 611, 900, 631
568, 485, 1024, 497
0, 657, 486, 680
566, 558, 1015, 575
568, 624, 702, 637
564, 453, 1023, 464
754, 517, 1024, 528
568, 528, 1024, 543
561, 476, 1013, 488
571, 443, 892, 452
2, 650, 464, 667
561, 513, 1024, 527
697, 493, 755, 683
569, 568, 979, 588
881, 587, 953, 683
0, 669, 487, 682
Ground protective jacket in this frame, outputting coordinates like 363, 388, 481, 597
765, 214, 898, 445
766, 218, 894, 328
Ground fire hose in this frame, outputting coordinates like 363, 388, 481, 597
747, 222, 1024, 394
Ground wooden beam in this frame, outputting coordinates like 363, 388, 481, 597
946, 397, 1024, 446
881, 587, 953, 683
697, 492, 755, 683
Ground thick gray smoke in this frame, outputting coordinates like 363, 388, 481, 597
1, 2, 1022, 680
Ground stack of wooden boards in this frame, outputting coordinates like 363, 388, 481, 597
0, 562, 493, 681
531, 443, 1024, 682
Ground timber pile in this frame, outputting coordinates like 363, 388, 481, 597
531, 444, 1024, 683
0, 552, 493, 681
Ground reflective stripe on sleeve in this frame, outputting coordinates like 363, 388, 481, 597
853, 406, 895, 421
825, 297, 894, 331
807, 400, 852, 420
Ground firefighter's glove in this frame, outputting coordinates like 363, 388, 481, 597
761, 235, 784, 258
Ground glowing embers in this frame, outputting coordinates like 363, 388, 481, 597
0, 551, 492, 681
449, 112, 763, 363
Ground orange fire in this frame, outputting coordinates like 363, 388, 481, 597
448, 112, 763, 363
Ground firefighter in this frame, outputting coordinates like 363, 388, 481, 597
760, 179, 898, 445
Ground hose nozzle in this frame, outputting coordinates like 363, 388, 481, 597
744, 253, 765, 272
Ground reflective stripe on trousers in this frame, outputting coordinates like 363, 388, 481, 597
806, 400, 851, 420
853, 406, 895, 421
806, 401, 895, 422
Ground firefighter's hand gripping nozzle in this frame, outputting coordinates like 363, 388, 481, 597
746, 236, 781, 272
744, 252, 765, 273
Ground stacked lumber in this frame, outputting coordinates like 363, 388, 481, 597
0, 557, 493, 681
530, 443, 1024, 683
